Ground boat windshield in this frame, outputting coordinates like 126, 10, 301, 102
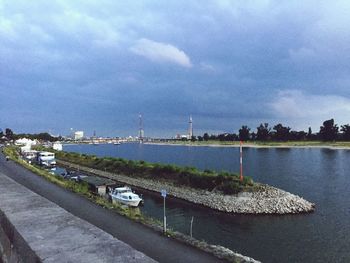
115, 187, 131, 194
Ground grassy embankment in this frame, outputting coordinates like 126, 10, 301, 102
151, 140, 350, 148
2, 146, 144, 220
3, 146, 248, 262
53, 149, 255, 194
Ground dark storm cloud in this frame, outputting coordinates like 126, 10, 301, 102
1, 0, 350, 137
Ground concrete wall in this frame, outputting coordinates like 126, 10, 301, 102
0, 171, 156, 263
0, 210, 41, 263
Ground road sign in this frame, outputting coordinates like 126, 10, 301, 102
161, 189, 167, 197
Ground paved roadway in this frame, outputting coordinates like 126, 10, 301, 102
0, 151, 224, 263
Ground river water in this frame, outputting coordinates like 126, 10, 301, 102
63, 143, 350, 263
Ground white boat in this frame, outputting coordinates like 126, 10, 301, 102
109, 186, 143, 207
37, 151, 56, 167
113, 141, 121, 145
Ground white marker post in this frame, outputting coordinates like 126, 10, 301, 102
161, 189, 167, 233
190, 216, 194, 238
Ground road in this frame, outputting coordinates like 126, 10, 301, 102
0, 151, 224, 263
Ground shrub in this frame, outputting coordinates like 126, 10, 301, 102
217, 181, 243, 195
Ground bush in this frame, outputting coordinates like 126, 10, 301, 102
217, 181, 243, 195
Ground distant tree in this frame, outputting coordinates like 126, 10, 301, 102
239, 125, 250, 141
307, 127, 312, 140
319, 119, 338, 141
273, 123, 291, 141
36, 132, 56, 141
0, 129, 4, 142
306, 127, 319, 141
209, 134, 217, 140
228, 133, 239, 141
5, 128, 14, 140
197, 136, 203, 141
217, 133, 238, 141
256, 123, 270, 141
340, 124, 350, 141
218, 133, 227, 141
203, 133, 209, 141
250, 132, 257, 141
14, 132, 58, 142
191, 136, 196, 142
289, 131, 307, 141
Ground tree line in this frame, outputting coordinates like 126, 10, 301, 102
0, 128, 60, 142
195, 119, 350, 142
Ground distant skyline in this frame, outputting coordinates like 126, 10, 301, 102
1, 1, 350, 137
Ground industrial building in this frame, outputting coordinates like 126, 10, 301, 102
74, 131, 84, 140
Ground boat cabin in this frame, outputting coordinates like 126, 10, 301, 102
37, 151, 56, 167
81, 176, 116, 196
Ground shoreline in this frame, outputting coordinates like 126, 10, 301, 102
57, 159, 315, 214
1, 151, 260, 263
3, 147, 261, 263
143, 141, 350, 150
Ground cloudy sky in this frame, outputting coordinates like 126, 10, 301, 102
1, 0, 350, 137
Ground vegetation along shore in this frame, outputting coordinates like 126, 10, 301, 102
145, 140, 350, 150
55, 150, 315, 214
183, 118, 350, 143
3, 146, 260, 262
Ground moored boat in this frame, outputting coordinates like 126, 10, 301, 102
109, 186, 143, 207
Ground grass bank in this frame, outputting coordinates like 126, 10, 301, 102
3, 146, 257, 263
3, 146, 143, 219
52, 149, 255, 195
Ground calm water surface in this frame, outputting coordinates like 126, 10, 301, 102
64, 143, 350, 263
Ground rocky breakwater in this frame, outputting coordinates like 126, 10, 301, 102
205, 185, 315, 214
57, 160, 315, 214
163, 183, 315, 214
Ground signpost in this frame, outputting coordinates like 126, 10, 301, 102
190, 216, 194, 238
161, 189, 167, 233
